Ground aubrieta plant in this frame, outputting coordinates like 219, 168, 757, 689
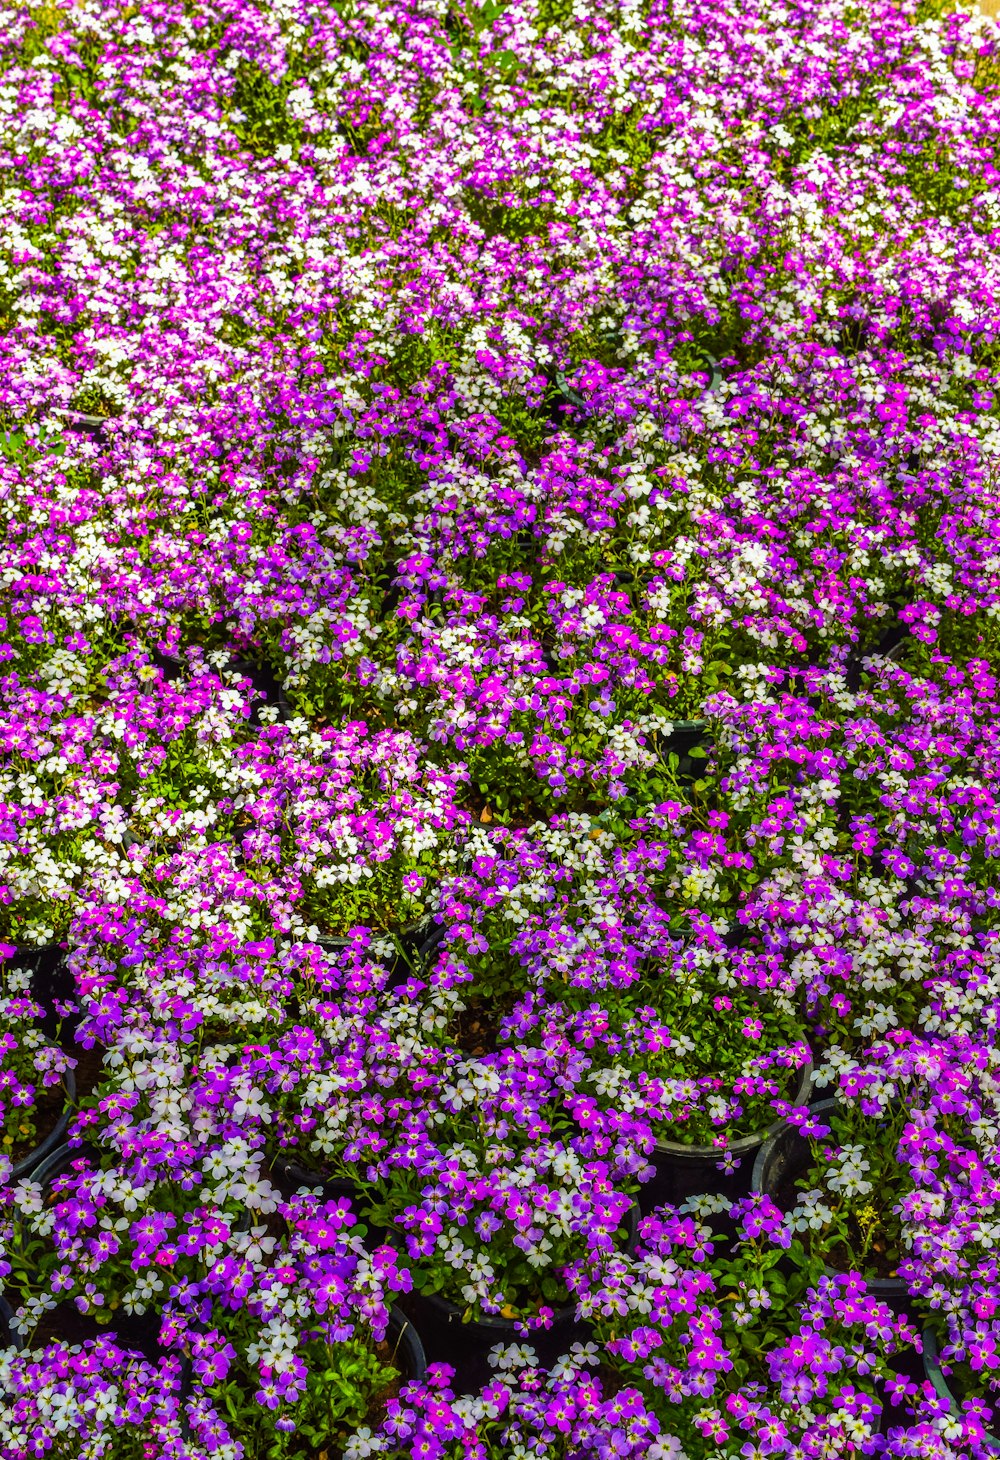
349, 1345, 674, 1460
257, 1015, 646, 1329
502, 984, 810, 1152
781, 1035, 988, 1289
0, 0, 1000, 1453
168, 1191, 412, 1460
427, 819, 810, 1146
896, 1029, 1000, 1452
225, 717, 470, 941
0, 1338, 190, 1460
1, 1033, 277, 1345
0, 946, 74, 1171
566, 1194, 920, 1457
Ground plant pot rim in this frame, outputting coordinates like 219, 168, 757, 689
386, 1303, 427, 1383
0, 1292, 22, 1352
269, 1157, 382, 1235
24, 1138, 98, 1189
749, 1092, 837, 1192
10, 1061, 77, 1183
308, 916, 431, 951
270, 1154, 359, 1195
655, 1058, 813, 1159
418, 1287, 578, 1332
751, 1095, 910, 1297
412, 1200, 639, 1329
646, 718, 711, 744
922, 1326, 1000, 1452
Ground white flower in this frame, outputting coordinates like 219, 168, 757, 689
488, 1343, 537, 1372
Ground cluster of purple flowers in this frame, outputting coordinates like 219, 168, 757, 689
0, 0, 999, 1455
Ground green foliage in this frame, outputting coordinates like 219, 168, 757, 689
578, 975, 806, 1146
592, 1224, 831, 1453
0, 1022, 66, 1166
898, 134, 996, 226
796, 1102, 911, 1282
4, 2, 65, 64
592, 113, 659, 177
685, 301, 763, 370
291, 859, 434, 939
0, 424, 66, 463
355, 323, 463, 395
230, 60, 303, 159
212, 1336, 399, 1460
915, 0, 962, 18
462, 187, 554, 242
536, 0, 575, 25
446, 0, 514, 57
893, 607, 1000, 675
767, 80, 883, 176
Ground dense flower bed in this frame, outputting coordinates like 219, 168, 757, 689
1, 0, 1000, 1454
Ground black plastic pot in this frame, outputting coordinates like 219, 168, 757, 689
393, 920, 443, 988
752, 1098, 909, 1302
651, 717, 709, 746
0, 1293, 21, 1351
313, 935, 351, 956
416, 1285, 584, 1339
10, 1061, 77, 1183
269, 1155, 390, 1249
269, 1153, 355, 1197
371, 561, 407, 623
33, 1302, 177, 1362
51, 408, 107, 439
875, 1338, 929, 1439
307, 921, 431, 996
386, 1304, 426, 1384
6, 943, 77, 1044
148, 646, 185, 682
148, 649, 289, 725
227, 656, 291, 726
26, 1138, 95, 1192
645, 718, 712, 784
405, 1288, 587, 1394
542, 364, 586, 426
403, 1200, 639, 1389
641, 1059, 813, 1213
611, 568, 656, 591
837, 319, 869, 356
922, 1327, 1000, 1453
316, 919, 436, 994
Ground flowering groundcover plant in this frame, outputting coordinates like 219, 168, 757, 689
1, 0, 1000, 1455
